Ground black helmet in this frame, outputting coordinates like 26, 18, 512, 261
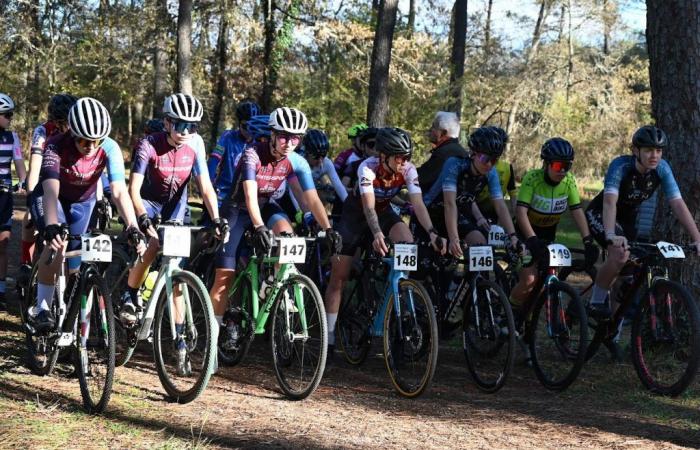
359, 127, 379, 144
486, 126, 509, 144
144, 118, 165, 134
375, 127, 413, 158
236, 101, 261, 122
468, 127, 504, 156
48, 94, 78, 122
540, 137, 575, 161
632, 125, 668, 149
302, 129, 330, 158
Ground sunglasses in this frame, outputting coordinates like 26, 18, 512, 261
392, 154, 410, 163
75, 136, 105, 148
169, 119, 198, 134
365, 140, 376, 148
549, 160, 573, 172
276, 133, 302, 144
0, 112, 14, 119
475, 152, 499, 165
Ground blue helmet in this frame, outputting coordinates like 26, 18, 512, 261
236, 101, 261, 122
300, 129, 330, 158
247, 114, 271, 140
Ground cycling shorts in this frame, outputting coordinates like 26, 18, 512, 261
585, 207, 629, 249
143, 197, 188, 224
0, 191, 12, 232
336, 197, 403, 256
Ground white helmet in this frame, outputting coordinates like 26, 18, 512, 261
68, 97, 111, 140
269, 107, 308, 134
0, 93, 15, 113
163, 93, 203, 122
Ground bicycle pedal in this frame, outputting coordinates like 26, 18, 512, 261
57, 332, 75, 347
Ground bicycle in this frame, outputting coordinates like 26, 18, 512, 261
567, 241, 700, 396
104, 223, 218, 404
494, 240, 589, 391
217, 231, 328, 400
22, 226, 116, 413
336, 241, 439, 398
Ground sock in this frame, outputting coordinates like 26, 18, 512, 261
126, 286, 139, 305
36, 283, 56, 312
326, 312, 338, 346
21, 240, 33, 264
215, 315, 224, 327
508, 295, 523, 308
590, 284, 609, 305
175, 323, 186, 349
0, 279, 5, 294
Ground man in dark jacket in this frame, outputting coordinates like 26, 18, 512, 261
417, 111, 468, 193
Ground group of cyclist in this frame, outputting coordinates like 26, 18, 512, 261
2, 88, 700, 377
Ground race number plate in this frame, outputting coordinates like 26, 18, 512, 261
161, 226, 192, 257
394, 244, 418, 271
488, 224, 507, 248
656, 241, 685, 259
548, 244, 572, 267
468, 246, 494, 271
278, 238, 307, 263
81, 234, 112, 262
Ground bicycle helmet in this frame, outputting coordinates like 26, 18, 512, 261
468, 127, 504, 156
163, 93, 203, 122
375, 127, 413, 157
47, 94, 77, 121
347, 123, 368, 139
144, 118, 165, 134
0, 93, 15, 113
68, 97, 111, 140
486, 125, 509, 144
632, 125, 668, 149
540, 137, 575, 161
269, 107, 307, 134
358, 127, 379, 144
247, 114, 271, 140
236, 101, 261, 122
301, 129, 330, 158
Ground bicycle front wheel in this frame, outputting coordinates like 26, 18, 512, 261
153, 270, 216, 404
529, 280, 588, 391
75, 272, 115, 413
337, 272, 373, 365
462, 278, 515, 393
383, 279, 438, 398
632, 280, 700, 396
24, 265, 60, 376
270, 274, 327, 400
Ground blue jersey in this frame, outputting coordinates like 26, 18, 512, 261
208, 130, 248, 201
423, 157, 502, 207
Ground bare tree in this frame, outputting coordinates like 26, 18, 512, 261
367, 0, 399, 127
448, 0, 468, 116
210, 1, 230, 149
408, 0, 416, 36
152, 0, 171, 115
484, 0, 493, 53
176, 0, 193, 94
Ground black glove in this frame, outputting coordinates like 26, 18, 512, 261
505, 237, 524, 262
324, 228, 343, 254
43, 223, 67, 243
126, 225, 146, 248
583, 235, 599, 267
137, 213, 153, 234
213, 217, 230, 240
253, 225, 273, 255
525, 236, 547, 261
96, 198, 109, 214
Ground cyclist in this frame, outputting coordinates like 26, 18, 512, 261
20, 94, 76, 281
509, 138, 597, 316
0, 93, 27, 310
144, 118, 165, 135
27, 97, 146, 331
209, 106, 341, 348
417, 111, 468, 194
325, 127, 446, 356
334, 123, 368, 186
119, 93, 227, 325
585, 125, 700, 318
422, 127, 519, 258
475, 126, 517, 220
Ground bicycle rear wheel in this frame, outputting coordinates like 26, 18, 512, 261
632, 280, 700, 396
462, 278, 515, 393
529, 280, 588, 391
75, 272, 115, 413
270, 273, 327, 400
103, 245, 135, 367
153, 270, 216, 404
383, 279, 438, 398
337, 273, 373, 365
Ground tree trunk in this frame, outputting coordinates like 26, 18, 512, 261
176, 0, 193, 94
407, 0, 416, 36
647, 0, 700, 292
602, 0, 616, 55
153, 0, 170, 115
210, 1, 230, 149
565, 0, 574, 102
448, 0, 467, 116
261, 0, 277, 112
484, 0, 493, 53
367, 0, 399, 127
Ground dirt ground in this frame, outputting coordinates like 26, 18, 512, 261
1, 197, 699, 449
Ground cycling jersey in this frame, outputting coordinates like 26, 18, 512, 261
30, 121, 60, 155
39, 133, 125, 203
516, 168, 581, 239
0, 130, 22, 182
334, 147, 362, 177
312, 157, 347, 202
476, 159, 516, 208
357, 156, 421, 212
132, 131, 207, 205
423, 157, 502, 208
208, 129, 248, 201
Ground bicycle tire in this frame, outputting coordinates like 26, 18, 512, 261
462, 277, 515, 393
383, 278, 438, 398
270, 273, 327, 400
75, 272, 116, 413
153, 270, 216, 404
218, 275, 255, 367
337, 272, 373, 365
528, 280, 588, 391
631, 279, 700, 396
103, 245, 135, 367
24, 265, 61, 376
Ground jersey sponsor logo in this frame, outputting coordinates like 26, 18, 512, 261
531, 194, 568, 214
